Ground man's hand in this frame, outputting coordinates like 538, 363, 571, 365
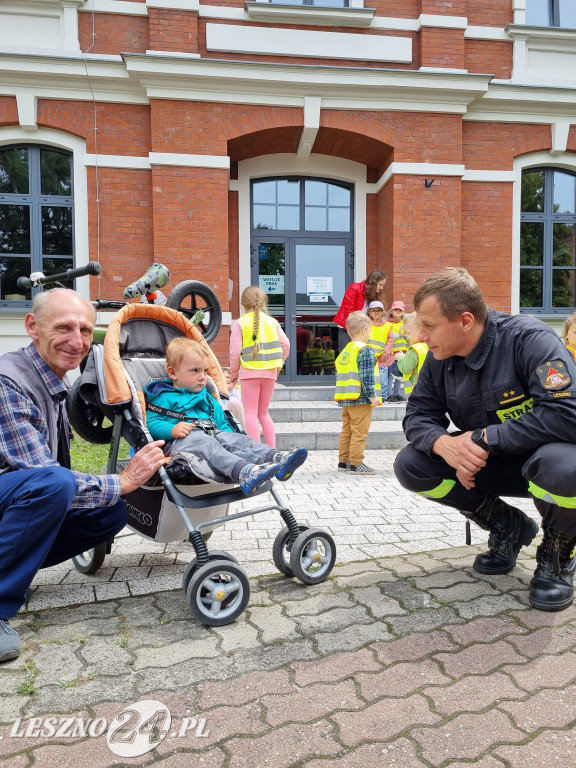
432, 432, 488, 491
119, 440, 168, 495
171, 421, 194, 439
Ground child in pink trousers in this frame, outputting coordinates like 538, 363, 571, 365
229, 286, 289, 447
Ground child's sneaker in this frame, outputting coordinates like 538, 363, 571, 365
349, 462, 376, 474
338, 462, 350, 472
239, 462, 279, 494
272, 447, 308, 481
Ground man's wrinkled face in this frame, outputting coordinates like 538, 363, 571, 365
417, 295, 469, 360
25, 295, 94, 378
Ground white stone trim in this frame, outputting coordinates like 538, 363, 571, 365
244, 2, 375, 28
16, 92, 38, 132
418, 14, 467, 29
81, 0, 148, 15
465, 26, 510, 41
149, 152, 230, 168
205, 23, 412, 64
462, 170, 516, 182
235, 154, 368, 295
372, 162, 466, 192
551, 121, 570, 155
85, 154, 151, 168
297, 96, 321, 158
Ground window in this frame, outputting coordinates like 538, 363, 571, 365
252, 178, 352, 233
520, 167, 576, 313
0, 145, 74, 305
526, 0, 576, 28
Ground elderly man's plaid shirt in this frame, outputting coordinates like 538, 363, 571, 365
0, 344, 121, 509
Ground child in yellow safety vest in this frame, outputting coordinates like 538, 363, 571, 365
394, 313, 429, 396
367, 300, 394, 401
334, 311, 381, 474
563, 311, 576, 363
229, 285, 289, 447
308, 337, 324, 375
380, 300, 408, 402
322, 339, 336, 374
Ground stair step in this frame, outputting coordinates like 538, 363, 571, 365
269, 401, 406, 422
274, 420, 408, 451
273, 385, 335, 402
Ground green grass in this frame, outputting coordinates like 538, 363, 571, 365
70, 432, 130, 474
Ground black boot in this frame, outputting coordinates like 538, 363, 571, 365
529, 529, 576, 612
462, 496, 539, 575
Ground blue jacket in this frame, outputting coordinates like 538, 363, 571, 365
403, 309, 576, 457
144, 378, 232, 441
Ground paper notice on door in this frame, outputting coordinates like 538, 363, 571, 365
307, 277, 333, 296
259, 275, 285, 294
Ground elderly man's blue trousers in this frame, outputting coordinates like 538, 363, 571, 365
0, 466, 127, 618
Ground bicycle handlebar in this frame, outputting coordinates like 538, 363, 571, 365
16, 261, 101, 291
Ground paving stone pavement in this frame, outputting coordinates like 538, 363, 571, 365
4, 449, 576, 767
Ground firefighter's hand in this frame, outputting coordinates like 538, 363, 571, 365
172, 421, 194, 438
432, 432, 488, 490
119, 440, 167, 494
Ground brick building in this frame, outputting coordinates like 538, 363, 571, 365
0, 0, 575, 380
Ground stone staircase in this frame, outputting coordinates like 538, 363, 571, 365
270, 384, 408, 451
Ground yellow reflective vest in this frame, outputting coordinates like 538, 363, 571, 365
401, 342, 429, 394
334, 341, 381, 403
239, 312, 283, 370
368, 321, 393, 357
390, 320, 408, 354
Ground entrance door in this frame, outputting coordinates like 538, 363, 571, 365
252, 236, 352, 381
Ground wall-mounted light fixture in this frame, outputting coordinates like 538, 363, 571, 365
424, 179, 434, 188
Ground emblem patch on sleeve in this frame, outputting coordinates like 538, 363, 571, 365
536, 360, 572, 390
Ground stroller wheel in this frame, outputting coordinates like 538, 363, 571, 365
272, 525, 309, 577
289, 528, 336, 585
186, 560, 250, 627
182, 550, 238, 593
72, 543, 107, 574
67, 377, 113, 445
166, 280, 222, 344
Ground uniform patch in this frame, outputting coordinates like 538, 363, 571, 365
536, 360, 571, 390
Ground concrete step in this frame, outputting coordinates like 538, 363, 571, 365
273, 385, 335, 402
269, 399, 406, 423
274, 419, 408, 451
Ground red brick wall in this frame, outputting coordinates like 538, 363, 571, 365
463, 122, 552, 169
461, 181, 513, 311
421, 0, 465, 13
151, 165, 230, 359
228, 189, 240, 319
421, 27, 465, 69
149, 9, 198, 54
87, 168, 154, 300
78, 12, 148, 54
376, 184, 394, 308
466, 0, 513, 27
0, 96, 18, 125
465, 40, 512, 78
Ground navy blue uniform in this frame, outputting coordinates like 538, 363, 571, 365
394, 309, 576, 537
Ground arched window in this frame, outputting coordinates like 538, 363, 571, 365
520, 167, 576, 313
0, 145, 74, 306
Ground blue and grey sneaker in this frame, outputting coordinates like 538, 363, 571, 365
272, 447, 308, 481
239, 461, 280, 495
0, 619, 20, 663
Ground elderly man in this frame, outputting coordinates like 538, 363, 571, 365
394, 267, 576, 612
0, 288, 167, 662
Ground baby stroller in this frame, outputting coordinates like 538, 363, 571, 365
68, 303, 336, 626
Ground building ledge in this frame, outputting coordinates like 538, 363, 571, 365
244, 2, 375, 28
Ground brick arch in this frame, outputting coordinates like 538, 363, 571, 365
511, 124, 553, 159
37, 101, 94, 141
0, 97, 18, 127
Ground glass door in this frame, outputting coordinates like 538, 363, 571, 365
253, 236, 351, 381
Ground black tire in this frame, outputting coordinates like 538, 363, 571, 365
181, 549, 238, 593
289, 528, 336, 585
186, 560, 250, 626
166, 280, 222, 343
272, 525, 309, 577
72, 543, 107, 574
67, 377, 112, 445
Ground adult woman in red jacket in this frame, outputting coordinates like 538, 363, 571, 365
334, 270, 387, 329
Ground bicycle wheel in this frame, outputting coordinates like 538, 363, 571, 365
166, 280, 222, 343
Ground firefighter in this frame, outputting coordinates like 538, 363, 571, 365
394, 267, 576, 612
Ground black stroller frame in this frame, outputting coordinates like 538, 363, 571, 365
71, 303, 336, 626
